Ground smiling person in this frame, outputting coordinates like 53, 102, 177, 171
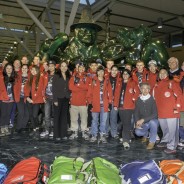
134, 82, 158, 150
154, 69, 182, 154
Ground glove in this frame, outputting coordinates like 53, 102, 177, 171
108, 104, 112, 111
88, 104, 93, 110
74, 76, 80, 84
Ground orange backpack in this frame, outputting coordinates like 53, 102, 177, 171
159, 160, 184, 184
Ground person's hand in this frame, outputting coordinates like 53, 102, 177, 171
43, 97, 46, 103
136, 119, 144, 128
54, 102, 58, 106
27, 97, 33, 103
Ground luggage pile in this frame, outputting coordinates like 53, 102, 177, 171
1, 156, 184, 184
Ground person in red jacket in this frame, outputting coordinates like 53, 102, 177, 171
154, 68, 182, 154
114, 69, 139, 149
69, 62, 90, 140
0, 63, 17, 136
14, 64, 29, 133
87, 66, 113, 143
132, 60, 148, 86
104, 60, 114, 77
24, 65, 45, 137
147, 60, 159, 93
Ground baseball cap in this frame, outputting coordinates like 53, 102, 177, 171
148, 60, 157, 66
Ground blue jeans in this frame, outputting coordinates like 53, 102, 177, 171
135, 119, 158, 143
91, 106, 108, 137
106, 104, 118, 137
44, 99, 54, 131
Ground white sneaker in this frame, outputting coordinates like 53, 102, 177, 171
49, 132, 53, 137
82, 132, 89, 140
156, 135, 160, 141
178, 142, 184, 147
40, 131, 49, 137
69, 132, 78, 140
119, 138, 123, 143
123, 142, 130, 149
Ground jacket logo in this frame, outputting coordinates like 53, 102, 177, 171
165, 92, 171, 97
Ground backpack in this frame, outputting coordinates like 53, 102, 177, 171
0, 163, 8, 184
120, 160, 166, 184
89, 157, 122, 184
4, 157, 49, 184
159, 160, 184, 184
48, 156, 87, 184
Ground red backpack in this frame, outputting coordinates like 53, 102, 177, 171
4, 157, 49, 184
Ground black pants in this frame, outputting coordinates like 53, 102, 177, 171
119, 109, 134, 142
54, 98, 69, 138
0, 101, 14, 127
87, 105, 92, 128
16, 98, 29, 130
27, 103, 41, 129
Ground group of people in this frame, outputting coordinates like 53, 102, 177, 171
0, 55, 184, 155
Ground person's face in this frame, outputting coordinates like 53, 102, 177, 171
106, 61, 114, 70
97, 70, 104, 78
90, 63, 97, 72
31, 68, 37, 76
125, 64, 132, 71
6, 65, 13, 75
60, 62, 68, 73
122, 71, 130, 80
21, 56, 28, 65
149, 63, 157, 73
33, 56, 40, 66
168, 58, 178, 71
78, 65, 85, 73
43, 62, 48, 71
136, 62, 144, 72
181, 62, 184, 71
48, 64, 55, 73
111, 67, 118, 77
21, 65, 28, 74
159, 69, 168, 80
13, 60, 21, 69
140, 85, 150, 96
75, 27, 96, 45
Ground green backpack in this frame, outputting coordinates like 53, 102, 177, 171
88, 157, 122, 184
48, 156, 87, 184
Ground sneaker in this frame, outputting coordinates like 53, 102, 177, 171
100, 134, 107, 143
113, 134, 119, 139
0, 128, 6, 137
156, 135, 160, 141
82, 131, 89, 140
40, 131, 49, 137
4, 127, 11, 136
119, 138, 123, 143
123, 142, 130, 149
49, 132, 54, 137
178, 142, 184, 147
141, 137, 149, 143
146, 142, 155, 150
69, 132, 78, 140
90, 136, 97, 142
164, 148, 176, 154
157, 142, 167, 148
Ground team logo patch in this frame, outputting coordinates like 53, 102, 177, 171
129, 88, 133, 93
165, 92, 171, 97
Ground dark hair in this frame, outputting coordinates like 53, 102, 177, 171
3, 63, 16, 85
21, 64, 29, 69
122, 69, 132, 77
28, 65, 40, 91
111, 65, 119, 70
56, 61, 71, 79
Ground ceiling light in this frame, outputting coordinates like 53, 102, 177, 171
157, 17, 163, 29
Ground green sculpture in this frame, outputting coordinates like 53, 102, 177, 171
37, 8, 169, 67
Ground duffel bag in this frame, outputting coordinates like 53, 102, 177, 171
0, 163, 8, 184
48, 156, 87, 184
89, 157, 121, 184
159, 159, 184, 184
120, 160, 166, 184
4, 157, 49, 184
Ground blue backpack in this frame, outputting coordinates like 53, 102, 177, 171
0, 163, 8, 184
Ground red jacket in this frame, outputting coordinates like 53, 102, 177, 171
24, 74, 45, 104
147, 71, 158, 92
87, 77, 112, 112
114, 78, 139, 109
0, 75, 15, 101
153, 77, 182, 118
69, 72, 90, 106
132, 68, 148, 84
